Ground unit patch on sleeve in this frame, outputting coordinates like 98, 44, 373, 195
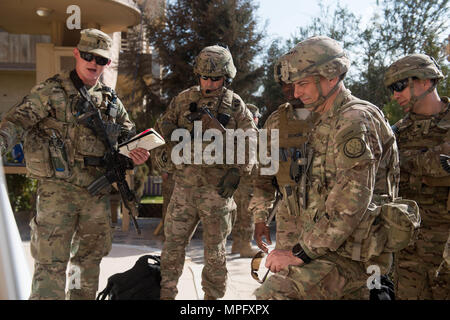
343, 137, 366, 158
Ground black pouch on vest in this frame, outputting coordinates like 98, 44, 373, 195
217, 113, 230, 128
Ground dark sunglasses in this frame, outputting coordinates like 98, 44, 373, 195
388, 78, 409, 93
200, 75, 223, 82
79, 51, 110, 66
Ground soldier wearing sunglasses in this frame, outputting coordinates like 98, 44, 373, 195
385, 54, 450, 300
0, 28, 149, 300
158, 45, 257, 300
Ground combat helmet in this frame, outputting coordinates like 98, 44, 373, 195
279, 36, 350, 84
384, 54, 444, 88
274, 54, 285, 85
384, 54, 444, 110
247, 104, 261, 118
274, 52, 304, 106
279, 36, 350, 109
193, 45, 237, 83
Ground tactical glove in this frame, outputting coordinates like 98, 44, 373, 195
217, 168, 240, 198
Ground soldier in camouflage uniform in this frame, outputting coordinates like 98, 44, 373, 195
158, 45, 257, 300
253, 36, 404, 300
250, 53, 307, 256
0, 29, 149, 300
230, 103, 260, 258
385, 54, 450, 299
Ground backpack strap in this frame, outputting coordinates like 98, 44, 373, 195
96, 282, 113, 300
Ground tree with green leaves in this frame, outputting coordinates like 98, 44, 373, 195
132, 0, 266, 118
355, 0, 449, 123
258, 0, 449, 125
256, 38, 286, 125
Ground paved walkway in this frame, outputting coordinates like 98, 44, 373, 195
19, 217, 276, 300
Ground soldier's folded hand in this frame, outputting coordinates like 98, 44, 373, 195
217, 168, 240, 198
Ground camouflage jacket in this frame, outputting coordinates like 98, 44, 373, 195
0, 71, 135, 187
252, 89, 400, 260
158, 85, 257, 187
392, 97, 450, 224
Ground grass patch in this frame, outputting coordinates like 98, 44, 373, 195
140, 196, 164, 204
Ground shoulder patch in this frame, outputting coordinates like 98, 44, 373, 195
343, 137, 366, 158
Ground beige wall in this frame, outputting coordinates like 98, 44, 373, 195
102, 32, 121, 89
36, 43, 75, 84
0, 31, 50, 65
0, 70, 36, 118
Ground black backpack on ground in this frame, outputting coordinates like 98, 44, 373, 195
369, 275, 395, 300
96, 255, 161, 300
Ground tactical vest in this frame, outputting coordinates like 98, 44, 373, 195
175, 86, 236, 132
393, 99, 450, 213
275, 103, 315, 216
22, 73, 122, 186
168, 86, 239, 172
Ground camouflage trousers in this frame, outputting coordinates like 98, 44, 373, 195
160, 181, 235, 299
29, 180, 112, 300
394, 222, 450, 300
254, 252, 369, 300
231, 179, 254, 243
162, 172, 175, 221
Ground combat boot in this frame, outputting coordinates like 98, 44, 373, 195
232, 239, 259, 258
231, 239, 242, 254
238, 241, 259, 258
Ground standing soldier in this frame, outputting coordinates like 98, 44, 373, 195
158, 45, 257, 300
384, 54, 450, 299
0, 29, 149, 299
230, 103, 261, 258
253, 36, 411, 300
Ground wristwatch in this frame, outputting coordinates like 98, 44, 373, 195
292, 243, 312, 264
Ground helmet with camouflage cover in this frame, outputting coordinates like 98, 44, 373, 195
193, 45, 237, 81
247, 104, 261, 118
274, 54, 285, 85
385, 54, 444, 110
278, 36, 349, 109
279, 36, 350, 84
384, 54, 444, 88
274, 51, 304, 106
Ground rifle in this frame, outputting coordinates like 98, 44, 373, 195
70, 70, 141, 234
186, 102, 227, 133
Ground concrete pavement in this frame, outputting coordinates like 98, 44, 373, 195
19, 217, 275, 300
